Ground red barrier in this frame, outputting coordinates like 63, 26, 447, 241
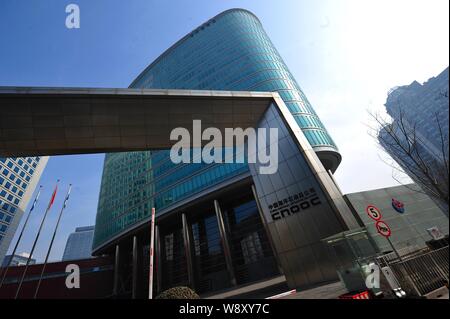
338, 291, 371, 299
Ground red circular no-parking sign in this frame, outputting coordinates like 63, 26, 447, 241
375, 220, 392, 238
366, 205, 382, 221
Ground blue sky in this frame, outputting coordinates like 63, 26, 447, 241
1, 0, 448, 262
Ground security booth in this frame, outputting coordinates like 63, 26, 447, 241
322, 228, 381, 297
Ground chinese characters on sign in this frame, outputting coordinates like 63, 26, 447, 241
268, 187, 321, 221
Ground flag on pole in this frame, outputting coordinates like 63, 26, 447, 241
15, 180, 59, 299
34, 184, 72, 299
0, 186, 42, 289
47, 183, 58, 210
62, 186, 71, 209
29, 188, 41, 212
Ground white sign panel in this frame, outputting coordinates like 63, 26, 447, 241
427, 226, 445, 240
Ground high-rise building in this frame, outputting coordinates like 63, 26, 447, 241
62, 226, 95, 261
384, 68, 448, 157
93, 9, 357, 296
94, 8, 340, 251
0, 156, 48, 265
379, 68, 449, 215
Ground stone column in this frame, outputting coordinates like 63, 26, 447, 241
182, 213, 195, 290
213, 199, 237, 287
132, 235, 141, 299
113, 244, 120, 296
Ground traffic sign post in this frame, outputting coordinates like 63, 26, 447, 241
366, 205, 382, 221
375, 220, 391, 237
366, 205, 402, 261
375, 220, 402, 261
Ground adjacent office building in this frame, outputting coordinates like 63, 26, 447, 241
379, 68, 449, 215
93, 9, 359, 296
0, 156, 48, 265
62, 226, 95, 261
345, 184, 449, 254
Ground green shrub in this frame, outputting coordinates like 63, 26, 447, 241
155, 286, 200, 299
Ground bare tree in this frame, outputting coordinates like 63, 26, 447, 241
368, 106, 449, 216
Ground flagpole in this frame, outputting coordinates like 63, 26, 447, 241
0, 186, 42, 289
14, 180, 59, 299
148, 207, 155, 299
34, 184, 71, 299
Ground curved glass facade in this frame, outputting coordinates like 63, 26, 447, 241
132, 9, 337, 150
93, 9, 341, 251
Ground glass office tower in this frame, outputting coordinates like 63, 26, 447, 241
132, 9, 340, 167
62, 226, 95, 261
380, 67, 449, 215
94, 9, 343, 294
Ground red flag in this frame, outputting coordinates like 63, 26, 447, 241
47, 183, 58, 210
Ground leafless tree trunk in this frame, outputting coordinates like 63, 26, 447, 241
369, 107, 449, 217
